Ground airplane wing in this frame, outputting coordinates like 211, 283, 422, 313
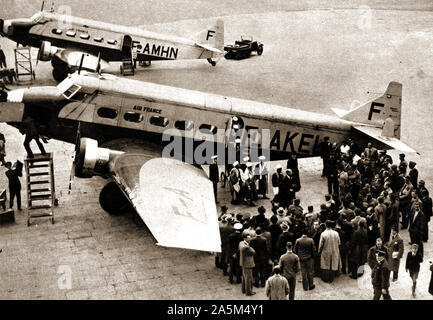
110, 153, 221, 252
352, 125, 417, 153
195, 43, 223, 54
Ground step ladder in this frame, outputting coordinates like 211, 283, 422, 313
14, 47, 36, 83
24, 153, 56, 226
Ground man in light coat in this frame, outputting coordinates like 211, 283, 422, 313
318, 220, 341, 283
265, 265, 289, 300
239, 232, 256, 296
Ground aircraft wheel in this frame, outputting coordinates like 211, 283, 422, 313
257, 46, 263, 56
52, 68, 68, 82
99, 181, 132, 215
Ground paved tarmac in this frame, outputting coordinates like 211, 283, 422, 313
1, 1, 433, 300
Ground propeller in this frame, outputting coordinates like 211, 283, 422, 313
68, 121, 81, 195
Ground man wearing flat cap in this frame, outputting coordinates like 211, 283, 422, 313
209, 155, 219, 203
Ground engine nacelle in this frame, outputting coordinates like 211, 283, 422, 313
74, 138, 124, 178
38, 41, 58, 61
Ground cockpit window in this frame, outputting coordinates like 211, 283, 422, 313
62, 84, 82, 100
80, 34, 90, 40
107, 39, 117, 45
52, 28, 62, 35
94, 37, 103, 42
66, 30, 76, 37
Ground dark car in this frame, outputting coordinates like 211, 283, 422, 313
224, 36, 263, 60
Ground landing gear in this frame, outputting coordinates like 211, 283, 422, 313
207, 58, 216, 66
99, 181, 132, 215
139, 60, 151, 67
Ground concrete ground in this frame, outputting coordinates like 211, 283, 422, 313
1, 0, 433, 300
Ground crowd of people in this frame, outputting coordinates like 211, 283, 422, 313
215, 138, 433, 300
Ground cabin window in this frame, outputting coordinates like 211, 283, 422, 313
52, 28, 62, 35
107, 39, 117, 45
124, 112, 143, 123
97, 107, 118, 119
94, 37, 103, 42
63, 84, 82, 100
150, 116, 169, 127
66, 30, 76, 37
175, 120, 193, 131
199, 124, 217, 135
80, 34, 90, 40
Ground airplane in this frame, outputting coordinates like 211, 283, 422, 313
0, 71, 415, 252
0, 10, 224, 81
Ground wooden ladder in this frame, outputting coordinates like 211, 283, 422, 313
24, 153, 56, 226
14, 46, 35, 83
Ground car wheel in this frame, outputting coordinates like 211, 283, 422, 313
257, 46, 263, 55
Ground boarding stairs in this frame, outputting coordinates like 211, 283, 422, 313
24, 153, 56, 226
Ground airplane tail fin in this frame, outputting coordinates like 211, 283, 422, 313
332, 81, 402, 139
191, 19, 224, 52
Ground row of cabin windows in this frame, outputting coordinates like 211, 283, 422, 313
96, 107, 217, 133
52, 28, 117, 45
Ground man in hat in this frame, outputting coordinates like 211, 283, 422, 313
386, 227, 404, 281
371, 249, 392, 300
279, 241, 300, 300
229, 161, 241, 204
399, 176, 414, 229
294, 226, 316, 290
399, 153, 408, 175
255, 155, 269, 199
408, 161, 418, 189
265, 265, 289, 300
228, 223, 243, 284
286, 152, 300, 191
239, 233, 256, 296
271, 164, 283, 204
250, 227, 269, 288
276, 222, 295, 261
209, 155, 219, 203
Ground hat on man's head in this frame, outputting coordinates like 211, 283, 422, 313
232, 116, 238, 122
243, 156, 250, 162
258, 206, 266, 214
277, 207, 285, 215
275, 164, 282, 170
233, 161, 239, 167
259, 155, 266, 161
211, 155, 218, 160
399, 153, 405, 158
246, 162, 252, 168
233, 223, 243, 230
242, 212, 251, 220
409, 161, 416, 168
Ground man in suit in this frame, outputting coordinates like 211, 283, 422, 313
229, 161, 241, 204
371, 250, 392, 300
294, 227, 316, 291
250, 227, 269, 288
0, 45, 6, 68
265, 265, 289, 300
271, 164, 283, 204
408, 161, 418, 191
279, 241, 300, 300
375, 196, 387, 241
368, 238, 389, 270
386, 227, 404, 281
228, 223, 243, 284
5, 161, 22, 210
409, 201, 426, 258
255, 155, 269, 199
318, 137, 331, 177
239, 232, 256, 296
209, 155, 219, 203
220, 214, 234, 276
399, 176, 413, 229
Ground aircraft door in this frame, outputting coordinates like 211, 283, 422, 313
121, 35, 133, 57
